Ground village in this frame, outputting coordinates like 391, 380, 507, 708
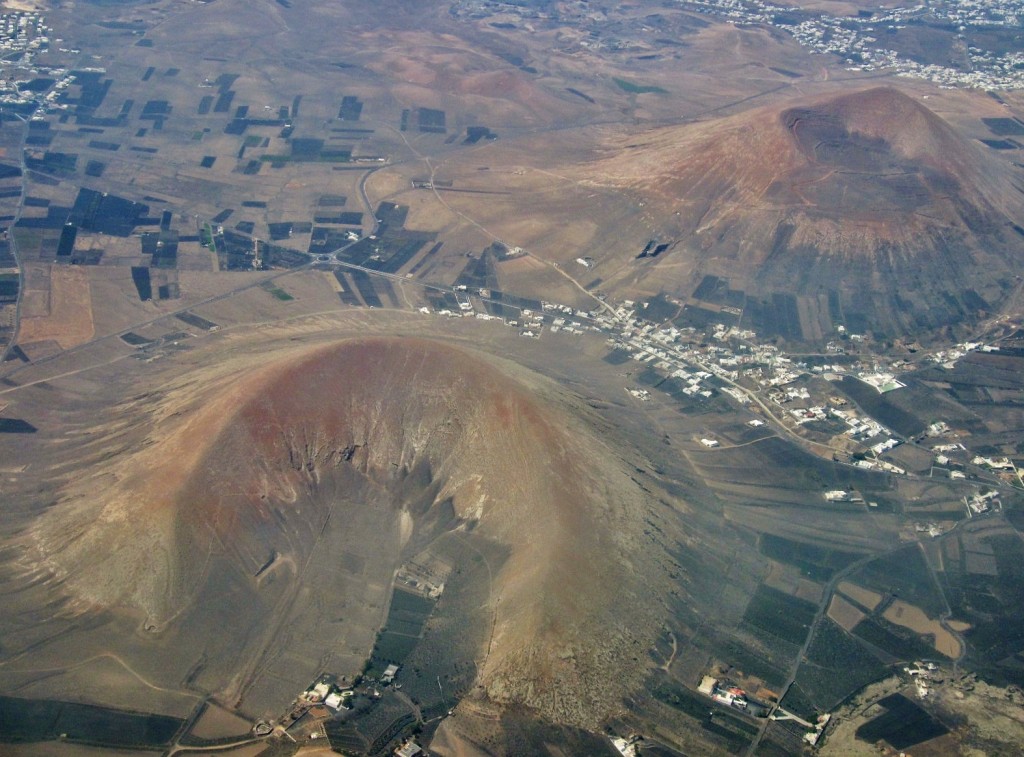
453, 0, 1024, 90
0, 9, 67, 115
414, 277, 1023, 505
680, 659, 963, 752
250, 552, 454, 755
261, 665, 429, 757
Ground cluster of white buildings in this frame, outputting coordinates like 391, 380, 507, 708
971, 455, 1015, 471
682, 0, 1024, 89
824, 489, 860, 502
905, 661, 939, 699
453, 0, 1024, 88
609, 734, 642, 757
0, 11, 58, 109
418, 276, 1015, 487
604, 310, 917, 466
699, 675, 753, 710
915, 521, 948, 538
613, 325, 722, 399
420, 272, 1022, 491
302, 678, 353, 711
930, 341, 998, 369
859, 372, 906, 394
966, 489, 1000, 515
0, 11, 48, 59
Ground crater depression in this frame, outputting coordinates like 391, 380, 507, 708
12, 337, 676, 728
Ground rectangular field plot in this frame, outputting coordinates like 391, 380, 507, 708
982, 117, 1024, 136
349, 269, 385, 307
317, 195, 346, 207
333, 271, 361, 306
0, 695, 183, 748
742, 585, 816, 646
373, 631, 419, 664
847, 545, 946, 617
827, 594, 865, 630
938, 528, 1024, 685
130, 266, 152, 301
367, 587, 436, 672
175, 312, 218, 331
790, 619, 887, 713
760, 535, 865, 583
338, 95, 363, 121
851, 616, 942, 662
314, 212, 362, 225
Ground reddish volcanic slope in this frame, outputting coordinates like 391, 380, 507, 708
27, 337, 670, 725
589, 87, 1024, 338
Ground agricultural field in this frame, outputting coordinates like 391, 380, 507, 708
2, 0, 1024, 756
787, 620, 889, 716
847, 546, 948, 619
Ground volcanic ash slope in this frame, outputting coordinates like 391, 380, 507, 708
586, 87, 1024, 330
26, 337, 673, 726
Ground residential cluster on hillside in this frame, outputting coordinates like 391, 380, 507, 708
455, 0, 1024, 90
413, 270, 1020, 491
682, 0, 1024, 89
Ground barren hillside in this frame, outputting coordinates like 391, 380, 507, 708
584, 87, 1024, 338
22, 337, 672, 725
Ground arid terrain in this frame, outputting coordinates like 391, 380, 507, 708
10, 330, 684, 723
2, 0, 1024, 756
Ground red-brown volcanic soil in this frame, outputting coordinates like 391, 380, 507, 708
25, 337, 668, 726
595, 87, 1016, 250
585, 87, 1024, 336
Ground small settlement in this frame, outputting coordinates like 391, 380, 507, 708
698, 673, 830, 746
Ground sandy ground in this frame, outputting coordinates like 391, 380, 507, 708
429, 703, 500, 757
882, 600, 962, 659
827, 594, 866, 631
293, 746, 341, 757
16, 264, 95, 350
837, 581, 883, 611
1, 1, 46, 10
189, 702, 254, 740
190, 744, 267, 757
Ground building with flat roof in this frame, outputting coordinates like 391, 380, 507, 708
381, 663, 400, 684
394, 740, 423, 757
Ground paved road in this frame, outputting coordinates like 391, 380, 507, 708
1, 109, 38, 364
